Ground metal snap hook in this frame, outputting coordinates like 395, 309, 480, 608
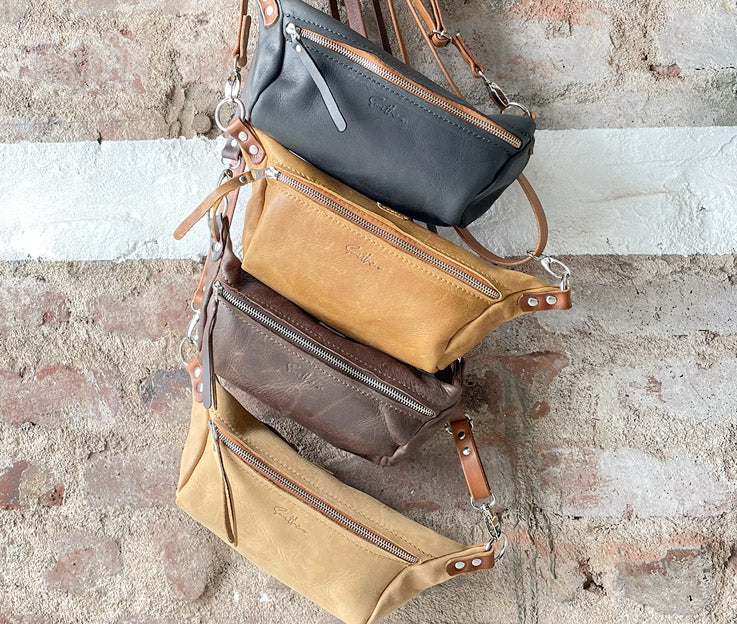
527, 253, 572, 290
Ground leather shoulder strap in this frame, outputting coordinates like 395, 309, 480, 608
454, 173, 548, 267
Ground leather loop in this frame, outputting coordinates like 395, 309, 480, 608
231, 0, 250, 67
173, 172, 254, 241
187, 357, 204, 403
226, 115, 266, 165
446, 550, 494, 576
518, 288, 571, 312
448, 416, 491, 502
454, 174, 548, 267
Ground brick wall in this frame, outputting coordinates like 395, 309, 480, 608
1, 1, 736, 623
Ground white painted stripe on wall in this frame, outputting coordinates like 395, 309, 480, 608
0, 126, 735, 261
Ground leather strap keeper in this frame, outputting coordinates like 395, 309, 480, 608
448, 416, 491, 501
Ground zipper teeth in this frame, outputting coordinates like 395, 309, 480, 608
216, 285, 435, 416
276, 172, 500, 300
300, 29, 522, 149
213, 424, 419, 563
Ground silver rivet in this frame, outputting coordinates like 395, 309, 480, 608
265, 5, 274, 15
196, 383, 203, 393
457, 431, 465, 440
230, 138, 238, 147
462, 447, 471, 456
527, 297, 539, 307
546, 295, 557, 305
295, 43, 303, 52
471, 558, 483, 567
211, 241, 222, 252
239, 175, 247, 183
248, 145, 259, 155
238, 131, 248, 141
193, 367, 201, 378
454, 561, 465, 570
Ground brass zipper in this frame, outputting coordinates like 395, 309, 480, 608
263, 167, 500, 299
289, 24, 522, 149
208, 421, 419, 563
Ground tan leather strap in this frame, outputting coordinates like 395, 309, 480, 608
386, 0, 409, 63
174, 172, 253, 241
448, 416, 491, 502
190, 158, 248, 307
454, 173, 548, 267
232, 0, 251, 68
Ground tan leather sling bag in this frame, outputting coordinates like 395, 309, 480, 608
177, 381, 505, 624
176, 122, 571, 373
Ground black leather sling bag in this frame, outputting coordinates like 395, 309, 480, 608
240, 0, 536, 228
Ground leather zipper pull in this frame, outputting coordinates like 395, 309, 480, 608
286, 23, 347, 132
174, 171, 255, 240
200, 283, 221, 410
208, 420, 237, 545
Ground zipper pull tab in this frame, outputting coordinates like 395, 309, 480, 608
285, 23, 346, 132
208, 420, 237, 545
200, 284, 220, 410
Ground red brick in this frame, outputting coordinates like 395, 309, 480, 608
0, 366, 121, 428
0, 461, 29, 510
45, 535, 122, 593
0, 461, 65, 510
649, 63, 681, 78
90, 274, 194, 339
140, 368, 190, 422
1, 32, 146, 94
615, 546, 714, 615
538, 447, 600, 512
0, 278, 69, 330
498, 352, 569, 387
84, 446, 180, 508
156, 529, 212, 600
529, 400, 550, 419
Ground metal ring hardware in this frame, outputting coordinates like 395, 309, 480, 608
478, 70, 531, 117
528, 253, 572, 290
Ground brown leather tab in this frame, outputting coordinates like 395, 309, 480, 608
231, 0, 251, 67
451, 33, 484, 76
187, 357, 204, 403
454, 174, 548, 267
449, 416, 491, 501
257, 0, 279, 27
446, 550, 494, 576
518, 288, 571, 313
173, 173, 254, 241
226, 117, 265, 166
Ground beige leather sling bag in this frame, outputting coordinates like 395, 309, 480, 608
177, 382, 505, 624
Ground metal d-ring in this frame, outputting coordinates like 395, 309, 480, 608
214, 98, 246, 133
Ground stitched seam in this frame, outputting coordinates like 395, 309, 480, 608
242, 433, 432, 557
267, 165, 501, 296
218, 304, 411, 426
233, 284, 435, 407
222, 446, 410, 564
274, 184, 489, 303
283, 13, 521, 151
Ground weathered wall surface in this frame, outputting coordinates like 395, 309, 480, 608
1, 0, 736, 623
0, 0, 735, 141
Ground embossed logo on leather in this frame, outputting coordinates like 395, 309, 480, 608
368, 96, 405, 123
273, 506, 308, 534
345, 244, 383, 270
